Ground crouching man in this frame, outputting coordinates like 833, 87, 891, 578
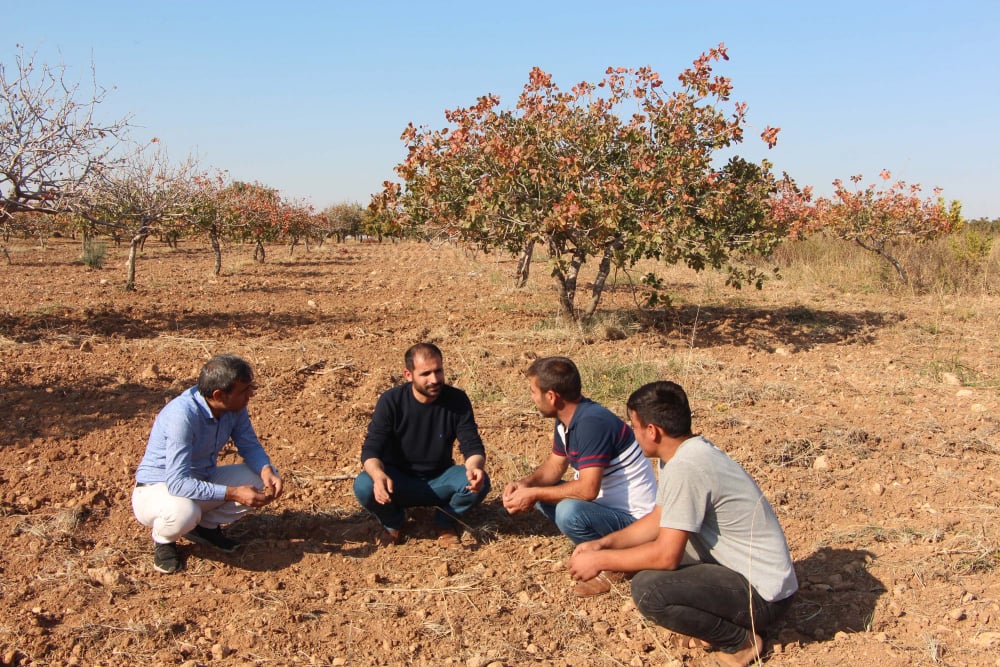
569, 381, 797, 667
132, 354, 282, 573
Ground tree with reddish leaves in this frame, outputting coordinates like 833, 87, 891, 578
182, 170, 231, 276
813, 171, 962, 284
222, 181, 288, 263
283, 199, 317, 256
374, 45, 794, 322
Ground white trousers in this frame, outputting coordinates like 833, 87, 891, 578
131, 464, 263, 544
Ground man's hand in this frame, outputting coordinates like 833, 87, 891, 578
501, 481, 534, 514
261, 465, 283, 500
568, 546, 603, 582
572, 539, 603, 556
226, 484, 273, 508
465, 466, 486, 493
371, 470, 393, 504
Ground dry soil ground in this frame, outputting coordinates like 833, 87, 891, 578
0, 238, 998, 667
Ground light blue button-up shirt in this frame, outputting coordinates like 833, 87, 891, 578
135, 386, 272, 501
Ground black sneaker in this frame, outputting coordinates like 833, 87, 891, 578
153, 542, 180, 573
184, 525, 241, 553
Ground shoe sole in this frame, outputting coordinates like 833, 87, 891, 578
153, 562, 179, 574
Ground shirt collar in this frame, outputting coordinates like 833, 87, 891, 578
189, 386, 217, 420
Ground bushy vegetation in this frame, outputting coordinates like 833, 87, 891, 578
772, 223, 999, 295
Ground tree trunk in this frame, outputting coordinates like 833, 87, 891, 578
581, 242, 618, 324
1, 243, 10, 265
254, 240, 266, 263
210, 228, 222, 276
855, 238, 908, 284
514, 240, 535, 288
553, 247, 585, 320
125, 234, 146, 291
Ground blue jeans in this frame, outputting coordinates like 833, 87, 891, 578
630, 563, 794, 651
536, 497, 638, 545
353, 464, 491, 532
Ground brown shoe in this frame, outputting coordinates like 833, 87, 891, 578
434, 526, 462, 548
573, 570, 626, 597
374, 528, 402, 547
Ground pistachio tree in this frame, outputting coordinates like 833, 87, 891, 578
0, 45, 130, 263
76, 143, 197, 290
814, 171, 962, 284
374, 45, 793, 322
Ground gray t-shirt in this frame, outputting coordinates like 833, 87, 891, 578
657, 435, 798, 602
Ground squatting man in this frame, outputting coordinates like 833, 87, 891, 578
132, 354, 283, 574
353, 342, 490, 548
568, 380, 797, 667
502, 356, 656, 596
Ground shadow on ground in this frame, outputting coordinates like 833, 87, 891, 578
638, 304, 905, 351
0, 379, 168, 448
782, 547, 884, 645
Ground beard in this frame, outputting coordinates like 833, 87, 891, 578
414, 382, 442, 400
534, 403, 557, 419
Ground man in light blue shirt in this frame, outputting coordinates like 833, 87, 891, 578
132, 354, 283, 573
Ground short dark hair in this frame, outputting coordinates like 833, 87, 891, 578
405, 342, 443, 371
626, 381, 692, 438
198, 354, 254, 397
526, 356, 582, 402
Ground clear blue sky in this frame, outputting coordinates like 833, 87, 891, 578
8, 1, 999, 218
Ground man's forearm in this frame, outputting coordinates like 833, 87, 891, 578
518, 463, 564, 488
522, 478, 593, 505
363, 457, 386, 477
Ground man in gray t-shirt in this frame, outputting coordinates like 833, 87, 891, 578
568, 381, 797, 667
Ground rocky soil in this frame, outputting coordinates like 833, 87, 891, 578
0, 238, 997, 667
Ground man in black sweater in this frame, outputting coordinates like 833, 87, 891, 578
353, 342, 490, 548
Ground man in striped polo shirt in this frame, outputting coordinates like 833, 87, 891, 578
502, 356, 657, 596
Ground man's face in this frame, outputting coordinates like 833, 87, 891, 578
529, 376, 557, 418
219, 379, 256, 413
629, 411, 657, 457
406, 353, 445, 402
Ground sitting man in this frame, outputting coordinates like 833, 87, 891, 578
568, 381, 798, 667
132, 354, 283, 574
502, 356, 657, 595
353, 342, 490, 548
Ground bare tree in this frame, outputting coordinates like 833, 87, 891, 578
77, 144, 198, 290
0, 45, 131, 263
